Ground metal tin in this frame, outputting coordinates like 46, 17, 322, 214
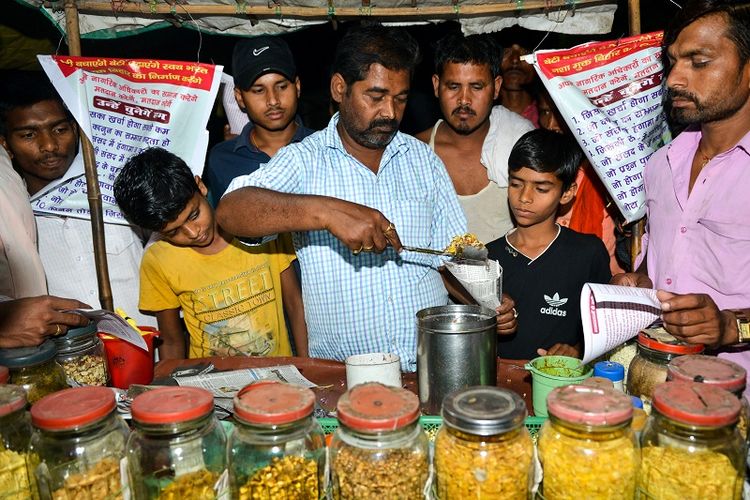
417, 305, 497, 415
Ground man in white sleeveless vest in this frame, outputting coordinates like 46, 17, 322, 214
416, 33, 535, 244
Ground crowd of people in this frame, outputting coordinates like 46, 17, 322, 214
0, 0, 748, 378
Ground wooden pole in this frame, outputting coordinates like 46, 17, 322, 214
63, 0, 114, 311
627, 0, 645, 272
60, 0, 610, 19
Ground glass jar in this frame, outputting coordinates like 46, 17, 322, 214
627, 329, 704, 412
229, 381, 325, 499
435, 386, 532, 499
330, 382, 429, 500
127, 386, 228, 499
639, 381, 744, 499
0, 340, 68, 404
667, 354, 749, 440
54, 322, 109, 387
0, 385, 37, 498
538, 385, 639, 499
30, 386, 129, 499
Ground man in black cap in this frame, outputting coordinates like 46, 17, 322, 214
204, 36, 314, 207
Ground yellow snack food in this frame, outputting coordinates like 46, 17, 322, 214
639, 446, 742, 500
539, 422, 637, 500
435, 427, 532, 499
445, 233, 484, 255
158, 469, 219, 500
239, 455, 318, 500
51, 457, 123, 500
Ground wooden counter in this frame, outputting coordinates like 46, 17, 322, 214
155, 356, 532, 415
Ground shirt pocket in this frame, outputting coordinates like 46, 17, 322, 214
693, 218, 750, 296
387, 199, 434, 248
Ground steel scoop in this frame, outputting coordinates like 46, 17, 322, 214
401, 244, 488, 261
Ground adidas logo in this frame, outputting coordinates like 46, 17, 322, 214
540, 292, 568, 317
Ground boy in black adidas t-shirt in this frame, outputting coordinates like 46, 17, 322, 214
487, 129, 611, 360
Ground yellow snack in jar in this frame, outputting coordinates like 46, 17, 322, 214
435, 427, 532, 499
639, 446, 741, 500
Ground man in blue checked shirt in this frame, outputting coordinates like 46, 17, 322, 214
218, 24, 518, 372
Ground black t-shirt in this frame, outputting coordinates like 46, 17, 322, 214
486, 226, 611, 360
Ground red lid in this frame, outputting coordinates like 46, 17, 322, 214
547, 385, 633, 426
337, 382, 419, 432
234, 381, 315, 425
0, 385, 26, 417
31, 386, 115, 430
0, 365, 9, 384
637, 331, 704, 355
668, 355, 746, 393
653, 381, 740, 427
131, 387, 214, 425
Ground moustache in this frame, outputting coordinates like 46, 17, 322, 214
666, 88, 698, 103
39, 153, 67, 163
452, 105, 477, 117
367, 119, 399, 132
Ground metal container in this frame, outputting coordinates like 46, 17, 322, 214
417, 305, 497, 415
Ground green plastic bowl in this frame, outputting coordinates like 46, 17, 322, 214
525, 355, 592, 417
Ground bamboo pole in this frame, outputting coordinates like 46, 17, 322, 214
627, 0, 644, 272
59, 0, 610, 19
64, 0, 114, 311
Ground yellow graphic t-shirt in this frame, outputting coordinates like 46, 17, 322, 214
139, 236, 295, 358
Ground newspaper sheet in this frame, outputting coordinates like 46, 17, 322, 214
175, 365, 317, 399
445, 260, 503, 310
580, 283, 661, 363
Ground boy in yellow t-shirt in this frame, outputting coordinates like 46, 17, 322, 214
113, 147, 307, 360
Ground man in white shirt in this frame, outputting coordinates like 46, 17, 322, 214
0, 75, 153, 325
416, 33, 535, 244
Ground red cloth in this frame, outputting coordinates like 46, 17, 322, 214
568, 162, 607, 238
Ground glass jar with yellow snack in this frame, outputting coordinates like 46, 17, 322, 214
0, 385, 37, 499
0, 340, 68, 404
435, 386, 532, 499
330, 383, 429, 500
667, 355, 749, 440
538, 385, 638, 500
639, 381, 744, 500
127, 387, 228, 499
30, 386, 129, 499
229, 381, 326, 499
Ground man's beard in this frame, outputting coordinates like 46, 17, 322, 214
447, 105, 485, 135
341, 113, 399, 149
667, 87, 745, 125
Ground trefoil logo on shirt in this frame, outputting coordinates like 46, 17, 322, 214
540, 292, 568, 317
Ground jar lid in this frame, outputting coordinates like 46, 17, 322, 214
667, 355, 746, 393
637, 330, 704, 355
131, 387, 214, 425
0, 365, 8, 384
442, 386, 526, 436
652, 381, 740, 426
547, 385, 633, 426
0, 385, 27, 417
337, 382, 419, 432
31, 386, 115, 430
0, 339, 57, 368
53, 322, 96, 347
234, 381, 315, 425
593, 361, 624, 382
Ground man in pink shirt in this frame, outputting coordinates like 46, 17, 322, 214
614, 0, 750, 354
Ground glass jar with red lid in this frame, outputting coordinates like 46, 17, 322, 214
329, 382, 429, 500
229, 381, 325, 499
126, 386, 227, 500
667, 354, 749, 440
30, 386, 129, 499
0, 385, 36, 498
639, 381, 744, 499
538, 384, 639, 499
627, 328, 704, 412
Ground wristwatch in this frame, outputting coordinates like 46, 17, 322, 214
732, 310, 750, 343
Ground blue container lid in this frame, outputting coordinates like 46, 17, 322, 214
594, 361, 625, 382
0, 339, 58, 368
631, 396, 644, 409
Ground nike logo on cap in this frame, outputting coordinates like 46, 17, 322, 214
253, 47, 270, 56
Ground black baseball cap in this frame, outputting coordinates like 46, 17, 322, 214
232, 36, 297, 90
